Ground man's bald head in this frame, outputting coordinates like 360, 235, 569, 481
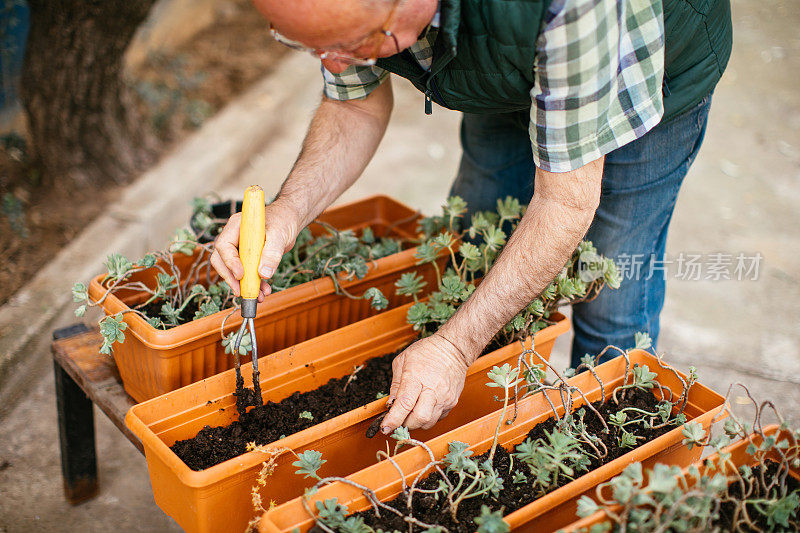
252, 0, 437, 72
253, 0, 384, 47
360, 0, 396, 8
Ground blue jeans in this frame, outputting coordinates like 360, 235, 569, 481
449, 95, 712, 367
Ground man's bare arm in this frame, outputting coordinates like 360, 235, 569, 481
211, 80, 394, 296
439, 157, 605, 362
381, 157, 604, 433
275, 79, 394, 231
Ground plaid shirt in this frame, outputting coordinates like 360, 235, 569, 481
322, 0, 665, 173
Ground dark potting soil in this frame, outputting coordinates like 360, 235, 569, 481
714, 461, 800, 531
138, 298, 227, 328
171, 348, 405, 471
333, 388, 679, 533
170, 333, 521, 470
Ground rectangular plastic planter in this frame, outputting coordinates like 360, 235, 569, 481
259, 350, 725, 533
89, 194, 446, 402
125, 304, 568, 533
560, 424, 799, 532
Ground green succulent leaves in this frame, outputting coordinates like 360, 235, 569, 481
486, 364, 521, 390
193, 300, 220, 320
403, 197, 618, 347
293, 450, 326, 480
513, 428, 588, 492
75, 205, 417, 356
681, 421, 707, 450
634, 331, 653, 351
574, 417, 800, 533
391, 426, 411, 442
169, 228, 198, 256
72, 282, 88, 317
72, 282, 88, 303
222, 329, 251, 356
414, 242, 440, 265
315, 498, 347, 527
577, 495, 601, 518
98, 313, 127, 355
629, 364, 658, 391
362, 287, 388, 310
475, 506, 509, 533
394, 272, 427, 299
439, 274, 471, 303
765, 491, 800, 528
104, 253, 134, 281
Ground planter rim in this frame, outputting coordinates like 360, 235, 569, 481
561, 424, 799, 532
94, 246, 427, 351
504, 352, 725, 529
89, 194, 431, 351
125, 307, 569, 489
258, 350, 726, 532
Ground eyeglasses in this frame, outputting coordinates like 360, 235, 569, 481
269, 0, 401, 66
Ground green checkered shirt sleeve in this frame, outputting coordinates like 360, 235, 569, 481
321, 64, 390, 100
531, 0, 665, 172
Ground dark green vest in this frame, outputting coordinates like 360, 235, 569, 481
376, 0, 732, 122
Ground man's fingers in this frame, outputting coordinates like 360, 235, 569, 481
214, 213, 244, 281
404, 389, 438, 430
257, 279, 272, 303
386, 355, 405, 406
258, 226, 289, 279
217, 241, 244, 281
210, 249, 240, 296
386, 372, 402, 405
256, 231, 284, 300
419, 403, 444, 431
381, 379, 422, 435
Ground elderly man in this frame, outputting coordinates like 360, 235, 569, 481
211, 0, 732, 435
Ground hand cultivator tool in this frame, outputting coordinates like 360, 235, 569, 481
232, 185, 265, 412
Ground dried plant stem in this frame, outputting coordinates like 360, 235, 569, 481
342, 364, 365, 393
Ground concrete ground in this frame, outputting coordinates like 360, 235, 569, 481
1, 0, 798, 531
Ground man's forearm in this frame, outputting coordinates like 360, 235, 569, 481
272, 81, 394, 230
438, 157, 605, 362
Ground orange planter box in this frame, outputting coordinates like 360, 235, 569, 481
125, 303, 569, 533
90, 195, 446, 402
560, 424, 799, 532
259, 350, 725, 533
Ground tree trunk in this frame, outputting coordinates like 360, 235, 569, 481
21, 1, 158, 186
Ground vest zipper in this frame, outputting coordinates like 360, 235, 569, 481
429, 77, 447, 108
424, 76, 447, 115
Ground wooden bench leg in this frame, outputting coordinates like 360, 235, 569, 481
53, 324, 99, 505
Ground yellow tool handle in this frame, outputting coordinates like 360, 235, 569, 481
238, 185, 266, 300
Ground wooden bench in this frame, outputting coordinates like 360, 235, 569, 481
51, 324, 140, 505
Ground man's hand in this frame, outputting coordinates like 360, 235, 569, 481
209, 202, 300, 302
380, 157, 604, 435
381, 333, 471, 433
208, 82, 394, 300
